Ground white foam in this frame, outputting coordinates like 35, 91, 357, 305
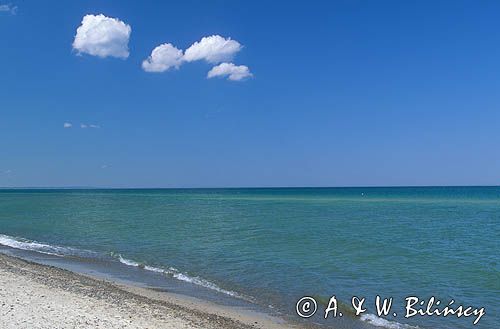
0, 234, 82, 257
117, 255, 140, 267
116, 254, 245, 300
172, 272, 239, 297
0, 233, 249, 303
360, 314, 419, 329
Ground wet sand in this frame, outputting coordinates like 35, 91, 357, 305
0, 253, 304, 329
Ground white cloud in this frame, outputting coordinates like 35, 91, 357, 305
207, 63, 252, 81
81, 123, 100, 129
183, 35, 241, 64
63, 122, 72, 128
142, 35, 251, 81
142, 43, 183, 72
0, 4, 17, 15
73, 14, 131, 59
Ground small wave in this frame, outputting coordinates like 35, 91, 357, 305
116, 254, 246, 300
0, 233, 250, 303
0, 234, 96, 258
360, 314, 420, 329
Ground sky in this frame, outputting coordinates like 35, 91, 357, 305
1, 0, 500, 188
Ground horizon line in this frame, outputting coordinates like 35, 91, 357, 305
0, 185, 499, 190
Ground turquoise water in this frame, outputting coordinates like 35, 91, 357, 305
0, 187, 498, 328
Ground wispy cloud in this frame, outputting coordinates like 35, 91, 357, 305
81, 123, 100, 129
64, 122, 100, 129
73, 14, 131, 59
0, 3, 17, 15
207, 63, 252, 81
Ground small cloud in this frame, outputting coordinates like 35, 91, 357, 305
63, 122, 72, 128
142, 43, 184, 73
207, 62, 252, 81
184, 35, 242, 64
73, 14, 131, 59
3, 169, 12, 174
101, 164, 108, 169
81, 123, 100, 129
0, 4, 17, 15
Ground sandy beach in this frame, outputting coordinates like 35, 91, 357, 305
0, 253, 302, 329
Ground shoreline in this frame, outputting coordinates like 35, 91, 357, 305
0, 253, 310, 329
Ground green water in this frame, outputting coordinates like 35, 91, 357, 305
0, 187, 498, 328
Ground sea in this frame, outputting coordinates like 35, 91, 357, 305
0, 187, 498, 329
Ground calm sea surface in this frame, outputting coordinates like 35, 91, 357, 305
0, 187, 498, 328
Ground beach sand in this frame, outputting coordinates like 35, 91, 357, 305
0, 253, 303, 329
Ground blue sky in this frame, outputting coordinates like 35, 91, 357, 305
1, 0, 500, 187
